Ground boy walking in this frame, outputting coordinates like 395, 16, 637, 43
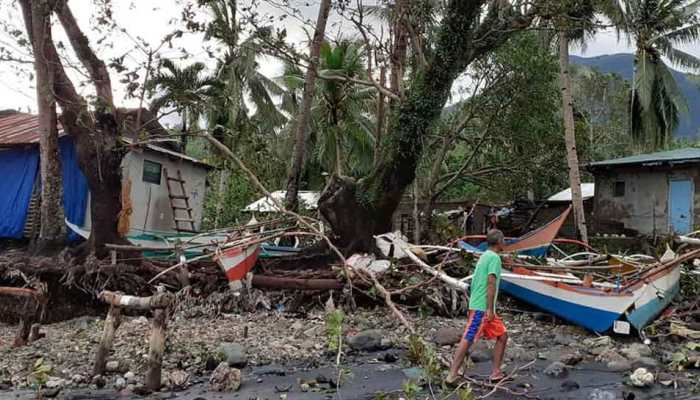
446, 229, 508, 384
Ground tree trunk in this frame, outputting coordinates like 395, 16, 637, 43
318, 2, 534, 252
45, 0, 128, 256
27, 0, 65, 251
559, 31, 588, 243
284, 0, 332, 211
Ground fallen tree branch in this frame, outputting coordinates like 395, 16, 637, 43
368, 272, 415, 334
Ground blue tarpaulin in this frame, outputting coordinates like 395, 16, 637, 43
59, 136, 88, 240
0, 136, 88, 240
0, 146, 39, 238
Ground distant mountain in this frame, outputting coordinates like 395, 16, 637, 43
571, 53, 700, 139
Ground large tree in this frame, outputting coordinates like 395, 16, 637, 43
19, 0, 138, 256
318, 1, 536, 252
21, 0, 65, 251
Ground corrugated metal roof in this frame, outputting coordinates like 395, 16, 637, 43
589, 148, 700, 168
0, 111, 65, 145
547, 183, 595, 202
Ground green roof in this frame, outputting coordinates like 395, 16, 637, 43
589, 147, 700, 168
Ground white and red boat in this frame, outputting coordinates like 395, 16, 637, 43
214, 240, 262, 283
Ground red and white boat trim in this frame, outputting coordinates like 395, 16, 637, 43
214, 241, 261, 282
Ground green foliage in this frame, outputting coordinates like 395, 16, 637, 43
571, 64, 635, 161
608, 0, 700, 148
420, 31, 566, 203
406, 335, 442, 383
325, 309, 345, 351
281, 40, 376, 178
401, 380, 421, 399
28, 358, 51, 390
457, 386, 475, 400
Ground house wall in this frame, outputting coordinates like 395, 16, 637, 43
592, 165, 700, 235
85, 149, 208, 233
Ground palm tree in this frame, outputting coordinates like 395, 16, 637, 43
607, 0, 700, 147
148, 59, 216, 151
552, 1, 598, 243
203, 0, 287, 144
282, 41, 376, 177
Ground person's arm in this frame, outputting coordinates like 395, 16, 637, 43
486, 274, 496, 321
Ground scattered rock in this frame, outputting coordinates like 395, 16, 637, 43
71, 374, 85, 384
383, 352, 399, 363
346, 330, 388, 352
217, 342, 248, 368
290, 321, 304, 331
209, 362, 241, 392
124, 371, 137, 384
132, 385, 152, 396
204, 356, 219, 371
559, 352, 583, 366
166, 369, 190, 389
434, 327, 463, 345
554, 334, 574, 346
631, 357, 660, 371
45, 377, 66, 389
543, 361, 568, 378
589, 388, 616, 400
470, 350, 491, 363
607, 359, 632, 372
92, 375, 106, 389
597, 349, 626, 364
630, 368, 654, 387
105, 360, 120, 372
41, 387, 61, 398
585, 336, 613, 355
621, 343, 652, 360
114, 377, 127, 391
561, 380, 580, 392
300, 383, 310, 392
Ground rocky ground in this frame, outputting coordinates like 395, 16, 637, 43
0, 301, 699, 399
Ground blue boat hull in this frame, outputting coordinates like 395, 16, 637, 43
627, 281, 680, 331
500, 280, 622, 333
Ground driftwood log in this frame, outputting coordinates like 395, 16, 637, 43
0, 286, 46, 347
94, 291, 173, 390
251, 275, 344, 290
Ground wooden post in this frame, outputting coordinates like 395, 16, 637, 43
145, 309, 167, 391
93, 305, 122, 375
13, 300, 39, 347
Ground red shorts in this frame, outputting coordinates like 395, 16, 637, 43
463, 310, 507, 343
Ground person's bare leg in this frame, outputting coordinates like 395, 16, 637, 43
490, 332, 508, 379
446, 338, 472, 382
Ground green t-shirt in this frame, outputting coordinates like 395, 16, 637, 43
468, 249, 502, 312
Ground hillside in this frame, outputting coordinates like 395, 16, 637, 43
571, 53, 700, 139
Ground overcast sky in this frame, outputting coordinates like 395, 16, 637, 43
0, 1, 696, 114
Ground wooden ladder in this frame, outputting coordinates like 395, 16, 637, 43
164, 168, 197, 233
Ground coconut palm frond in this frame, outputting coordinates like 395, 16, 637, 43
657, 39, 700, 69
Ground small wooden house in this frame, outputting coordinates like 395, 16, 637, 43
588, 148, 700, 235
0, 110, 212, 240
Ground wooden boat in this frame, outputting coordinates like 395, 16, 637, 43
214, 240, 262, 282
500, 256, 685, 332
400, 208, 692, 333
457, 206, 572, 257
65, 219, 298, 259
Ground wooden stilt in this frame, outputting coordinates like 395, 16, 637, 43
13, 300, 38, 347
145, 309, 167, 391
93, 305, 122, 375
